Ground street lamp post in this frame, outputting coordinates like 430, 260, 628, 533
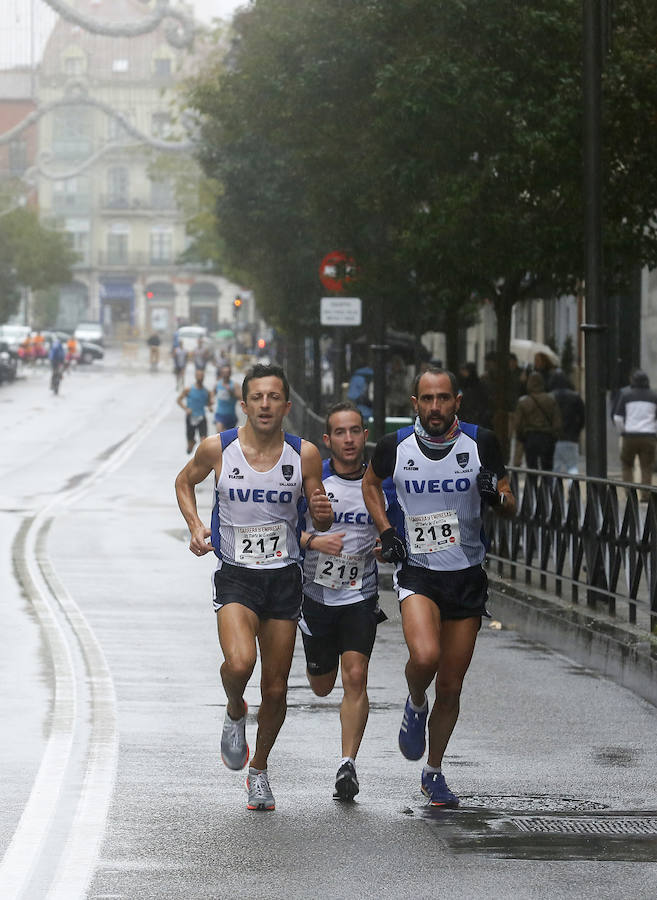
581, 0, 608, 478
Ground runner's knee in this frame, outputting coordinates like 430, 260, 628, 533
260, 676, 288, 707
341, 659, 368, 694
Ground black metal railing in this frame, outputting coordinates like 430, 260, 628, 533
484, 468, 657, 637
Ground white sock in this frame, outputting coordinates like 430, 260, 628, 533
340, 756, 355, 767
408, 694, 428, 713
423, 764, 442, 775
249, 766, 266, 774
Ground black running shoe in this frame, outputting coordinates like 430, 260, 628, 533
333, 761, 359, 801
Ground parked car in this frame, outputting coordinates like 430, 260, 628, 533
42, 331, 105, 365
0, 340, 19, 383
0, 323, 31, 352
74, 321, 104, 346
78, 341, 104, 364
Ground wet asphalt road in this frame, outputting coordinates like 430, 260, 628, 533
1, 352, 657, 899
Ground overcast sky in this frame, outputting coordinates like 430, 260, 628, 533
1, 0, 248, 70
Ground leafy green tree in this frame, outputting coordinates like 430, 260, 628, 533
0, 206, 75, 323
189, 0, 657, 437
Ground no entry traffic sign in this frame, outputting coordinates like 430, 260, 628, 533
318, 250, 357, 292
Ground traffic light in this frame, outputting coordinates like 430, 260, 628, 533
257, 338, 266, 350
146, 290, 154, 300
233, 296, 243, 310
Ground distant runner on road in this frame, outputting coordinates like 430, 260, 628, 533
175, 364, 333, 811
299, 401, 392, 802
362, 367, 516, 808
177, 369, 213, 454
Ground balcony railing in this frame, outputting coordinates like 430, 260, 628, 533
97, 251, 176, 268
484, 468, 657, 640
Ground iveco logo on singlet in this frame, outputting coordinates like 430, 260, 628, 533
334, 511, 374, 525
404, 478, 471, 493
228, 488, 293, 503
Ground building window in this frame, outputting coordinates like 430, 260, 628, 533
8, 139, 27, 175
151, 113, 171, 139
107, 167, 129, 207
112, 59, 129, 73
53, 108, 91, 159
65, 219, 90, 266
107, 230, 129, 265
154, 58, 171, 77
64, 55, 85, 76
150, 229, 173, 264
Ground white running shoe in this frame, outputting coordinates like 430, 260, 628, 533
220, 701, 249, 770
246, 769, 275, 811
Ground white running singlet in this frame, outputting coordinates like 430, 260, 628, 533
211, 428, 305, 569
391, 424, 486, 570
302, 459, 382, 607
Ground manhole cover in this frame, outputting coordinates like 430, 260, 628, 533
511, 816, 657, 836
462, 795, 608, 812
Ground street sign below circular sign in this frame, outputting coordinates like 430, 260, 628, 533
319, 250, 357, 292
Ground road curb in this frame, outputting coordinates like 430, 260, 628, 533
487, 576, 657, 708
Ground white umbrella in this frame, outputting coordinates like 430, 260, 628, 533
510, 339, 560, 367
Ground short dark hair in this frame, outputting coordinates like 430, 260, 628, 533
412, 367, 459, 398
325, 400, 365, 434
241, 364, 290, 401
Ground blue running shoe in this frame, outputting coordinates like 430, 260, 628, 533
421, 770, 459, 808
398, 694, 428, 760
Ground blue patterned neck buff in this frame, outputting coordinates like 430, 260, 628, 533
414, 415, 461, 449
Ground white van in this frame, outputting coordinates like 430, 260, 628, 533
74, 322, 104, 346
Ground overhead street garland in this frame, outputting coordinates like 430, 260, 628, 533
42, 0, 197, 49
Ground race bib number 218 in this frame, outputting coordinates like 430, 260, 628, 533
406, 510, 460, 554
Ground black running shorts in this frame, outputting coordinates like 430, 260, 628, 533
299, 595, 386, 676
213, 561, 302, 620
186, 414, 208, 442
394, 563, 490, 621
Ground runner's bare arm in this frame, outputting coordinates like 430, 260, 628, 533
174, 437, 222, 555
300, 530, 346, 554
362, 463, 393, 535
301, 440, 333, 532
176, 387, 189, 410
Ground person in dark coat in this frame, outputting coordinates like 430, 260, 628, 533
551, 371, 585, 474
515, 372, 562, 470
457, 362, 491, 427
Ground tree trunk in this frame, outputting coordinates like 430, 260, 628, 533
444, 300, 460, 373
493, 288, 514, 462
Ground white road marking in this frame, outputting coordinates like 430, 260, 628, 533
0, 388, 174, 899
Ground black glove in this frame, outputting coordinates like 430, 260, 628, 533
476, 468, 502, 507
380, 527, 407, 563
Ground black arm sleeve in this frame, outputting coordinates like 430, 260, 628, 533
477, 427, 507, 479
369, 432, 398, 480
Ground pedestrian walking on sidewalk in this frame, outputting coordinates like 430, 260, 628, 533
299, 401, 393, 801
550, 371, 585, 475
362, 367, 516, 807
613, 369, 657, 501
175, 364, 333, 811
514, 372, 562, 470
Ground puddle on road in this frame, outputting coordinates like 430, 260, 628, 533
592, 745, 642, 767
414, 796, 657, 861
